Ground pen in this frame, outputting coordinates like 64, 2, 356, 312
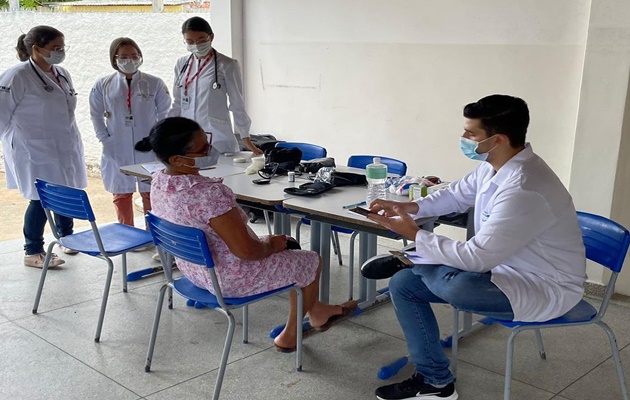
342, 201, 367, 209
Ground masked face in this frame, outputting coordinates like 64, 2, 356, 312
39, 47, 66, 65
186, 41, 212, 57
459, 135, 497, 161
116, 58, 143, 74
181, 155, 214, 169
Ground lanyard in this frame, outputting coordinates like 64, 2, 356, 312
126, 79, 132, 113
184, 53, 213, 96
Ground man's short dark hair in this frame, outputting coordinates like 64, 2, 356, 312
463, 94, 530, 147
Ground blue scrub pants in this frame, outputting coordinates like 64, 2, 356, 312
23, 200, 73, 255
389, 266, 514, 386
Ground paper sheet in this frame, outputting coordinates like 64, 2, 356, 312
402, 250, 441, 266
142, 163, 165, 174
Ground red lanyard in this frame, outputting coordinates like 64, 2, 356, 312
50, 68, 65, 92
126, 80, 132, 113
184, 53, 213, 95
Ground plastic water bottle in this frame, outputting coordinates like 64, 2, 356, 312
366, 157, 388, 206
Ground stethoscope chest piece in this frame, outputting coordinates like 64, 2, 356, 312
103, 111, 111, 118
44, 85, 53, 92
212, 81, 221, 90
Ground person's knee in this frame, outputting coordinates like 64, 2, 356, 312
389, 268, 415, 296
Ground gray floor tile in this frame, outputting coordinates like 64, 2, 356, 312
559, 341, 630, 400
0, 322, 138, 400
16, 283, 302, 397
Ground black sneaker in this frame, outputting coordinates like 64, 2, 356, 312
375, 374, 458, 400
361, 254, 409, 280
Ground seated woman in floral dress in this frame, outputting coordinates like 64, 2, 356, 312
136, 117, 355, 351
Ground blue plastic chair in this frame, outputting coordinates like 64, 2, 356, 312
296, 155, 408, 299
144, 212, 304, 400
32, 179, 154, 342
450, 211, 630, 400
275, 141, 327, 161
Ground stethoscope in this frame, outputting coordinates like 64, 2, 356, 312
29, 59, 75, 95
102, 71, 151, 118
175, 49, 221, 91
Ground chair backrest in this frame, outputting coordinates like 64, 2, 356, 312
347, 155, 408, 176
275, 142, 327, 160
578, 211, 630, 320
145, 212, 215, 269
578, 211, 630, 274
34, 179, 96, 221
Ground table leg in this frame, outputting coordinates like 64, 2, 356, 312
358, 231, 378, 304
272, 211, 292, 235
318, 222, 331, 303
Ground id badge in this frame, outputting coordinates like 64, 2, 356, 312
181, 96, 191, 110
125, 115, 134, 127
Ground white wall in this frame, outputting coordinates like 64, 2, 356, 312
0, 10, 219, 173
242, 0, 590, 186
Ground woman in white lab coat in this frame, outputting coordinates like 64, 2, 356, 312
168, 16, 262, 156
89, 37, 171, 227
0, 26, 87, 268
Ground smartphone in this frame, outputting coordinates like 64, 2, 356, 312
252, 178, 271, 185
348, 206, 374, 217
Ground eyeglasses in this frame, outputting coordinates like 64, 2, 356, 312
185, 132, 213, 155
43, 45, 68, 53
116, 54, 142, 61
184, 36, 211, 45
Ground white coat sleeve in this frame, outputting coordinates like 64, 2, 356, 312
89, 79, 110, 142
167, 63, 182, 118
154, 78, 172, 122
0, 69, 25, 141
224, 59, 252, 138
414, 188, 556, 273
412, 168, 479, 218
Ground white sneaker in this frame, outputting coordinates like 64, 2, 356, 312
132, 243, 155, 252
59, 245, 79, 255
24, 252, 65, 269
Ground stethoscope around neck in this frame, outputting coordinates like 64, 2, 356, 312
175, 49, 221, 90
29, 58, 73, 95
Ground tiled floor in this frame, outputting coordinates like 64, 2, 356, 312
0, 216, 628, 400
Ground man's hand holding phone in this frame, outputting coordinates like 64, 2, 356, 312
365, 200, 421, 241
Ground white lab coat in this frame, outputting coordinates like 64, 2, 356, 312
0, 60, 87, 200
412, 144, 586, 322
168, 50, 252, 154
89, 71, 171, 193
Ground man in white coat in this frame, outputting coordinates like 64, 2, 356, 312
168, 16, 263, 156
0, 26, 87, 268
364, 95, 586, 400
89, 37, 171, 227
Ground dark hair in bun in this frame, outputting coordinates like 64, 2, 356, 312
135, 117, 201, 163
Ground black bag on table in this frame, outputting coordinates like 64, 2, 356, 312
298, 157, 336, 174
258, 147, 303, 178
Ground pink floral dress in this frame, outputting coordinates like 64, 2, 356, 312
150, 170, 319, 297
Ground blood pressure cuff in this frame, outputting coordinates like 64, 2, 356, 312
283, 182, 334, 196
298, 157, 336, 174
259, 147, 303, 178
330, 172, 367, 187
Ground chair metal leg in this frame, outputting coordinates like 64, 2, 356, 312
332, 231, 343, 265
95, 257, 115, 343
263, 211, 273, 236
295, 287, 304, 372
348, 231, 359, 300
121, 253, 128, 293
504, 327, 523, 400
296, 219, 303, 243
242, 305, 249, 344
597, 321, 630, 400
32, 241, 57, 314
213, 309, 236, 400
451, 308, 459, 379
145, 283, 169, 372
534, 329, 546, 360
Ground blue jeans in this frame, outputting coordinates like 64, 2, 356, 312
23, 200, 74, 255
389, 265, 514, 386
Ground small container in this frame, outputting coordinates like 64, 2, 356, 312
288, 171, 295, 182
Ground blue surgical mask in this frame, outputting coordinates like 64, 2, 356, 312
183, 155, 215, 169
459, 136, 497, 161
43, 50, 66, 65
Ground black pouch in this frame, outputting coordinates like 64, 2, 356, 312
258, 147, 303, 178
330, 172, 367, 187
298, 157, 336, 174
283, 182, 334, 196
